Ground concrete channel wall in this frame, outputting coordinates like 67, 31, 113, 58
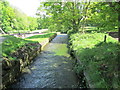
1, 33, 57, 89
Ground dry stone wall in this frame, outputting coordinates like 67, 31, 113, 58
1, 33, 57, 89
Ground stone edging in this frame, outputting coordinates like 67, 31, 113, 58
71, 50, 95, 88
1, 33, 57, 89
73, 51, 94, 88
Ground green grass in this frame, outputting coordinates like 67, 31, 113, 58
2, 33, 56, 60
70, 33, 120, 88
25, 38, 47, 43
82, 26, 118, 33
26, 33, 56, 39
2, 35, 37, 59
25, 33, 56, 43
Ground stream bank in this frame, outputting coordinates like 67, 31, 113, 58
2, 33, 57, 89
8, 34, 87, 88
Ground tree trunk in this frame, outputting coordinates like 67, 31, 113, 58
118, 1, 120, 42
0, 28, 6, 34
72, 2, 78, 33
118, 13, 120, 42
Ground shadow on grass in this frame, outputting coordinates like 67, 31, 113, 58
78, 42, 120, 88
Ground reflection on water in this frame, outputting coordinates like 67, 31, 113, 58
10, 34, 79, 88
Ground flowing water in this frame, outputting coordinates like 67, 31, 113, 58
10, 34, 79, 88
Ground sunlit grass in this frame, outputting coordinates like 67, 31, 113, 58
26, 33, 55, 39
25, 33, 56, 43
2, 33, 56, 60
25, 38, 47, 43
2, 35, 37, 58
70, 33, 119, 88
80, 26, 118, 33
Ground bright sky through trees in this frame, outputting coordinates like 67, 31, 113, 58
6, 0, 41, 17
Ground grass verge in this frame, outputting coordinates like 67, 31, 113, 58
70, 33, 120, 88
2, 33, 56, 61
25, 33, 56, 43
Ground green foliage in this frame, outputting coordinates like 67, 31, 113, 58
86, 2, 118, 32
0, 0, 39, 33
2, 33, 56, 60
37, 2, 87, 33
0, 1, 15, 32
37, 17, 51, 29
27, 17, 38, 30
70, 33, 120, 88
2, 35, 37, 57
36, 2, 119, 39
74, 63, 85, 74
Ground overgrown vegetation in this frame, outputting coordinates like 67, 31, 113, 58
70, 33, 120, 88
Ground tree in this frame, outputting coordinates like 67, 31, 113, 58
37, 2, 89, 33
87, 1, 120, 42
37, 1, 119, 42
0, 1, 16, 33
28, 17, 38, 30
109, 1, 120, 42
0, 0, 39, 33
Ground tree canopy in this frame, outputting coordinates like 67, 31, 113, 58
0, 0, 120, 41
0, 0, 38, 33
37, 1, 120, 41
